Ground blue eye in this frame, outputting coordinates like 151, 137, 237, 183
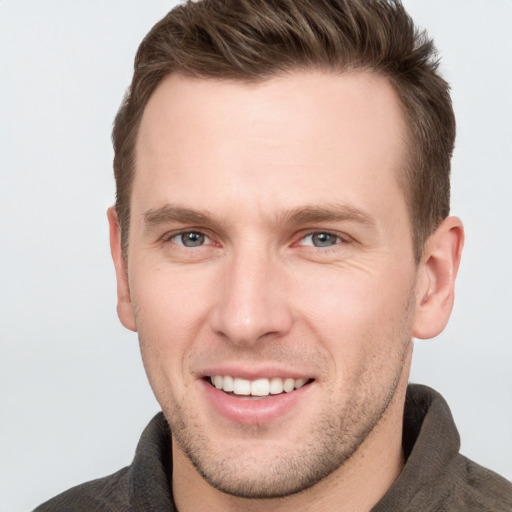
171, 232, 209, 247
301, 232, 341, 247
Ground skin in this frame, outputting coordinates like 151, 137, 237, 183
109, 71, 464, 512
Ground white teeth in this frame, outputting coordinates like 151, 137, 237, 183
251, 378, 270, 396
213, 375, 223, 389
233, 378, 251, 395
223, 375, 234, 392
294, 378, 307, 389
210, 376, 310, 397
283, 378, 295, 393
269, 377, 284, 395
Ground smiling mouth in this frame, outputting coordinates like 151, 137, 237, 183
208, 376, 313, 398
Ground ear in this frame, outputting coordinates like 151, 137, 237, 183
413, 216, 464, 339
107, 207, 137, 332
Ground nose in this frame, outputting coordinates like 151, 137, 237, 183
209, 248, 293, 346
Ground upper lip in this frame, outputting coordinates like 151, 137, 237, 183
197, 364, 314, 381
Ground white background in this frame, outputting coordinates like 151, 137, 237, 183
1, 1, 511, 510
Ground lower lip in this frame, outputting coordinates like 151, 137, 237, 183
200, 379, 312, 425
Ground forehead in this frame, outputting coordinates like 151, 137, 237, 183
133, 71, 408, 225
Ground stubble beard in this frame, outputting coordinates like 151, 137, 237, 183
161, 343, 412, 500
166, 390, 397, 500
142, 290, 416, 500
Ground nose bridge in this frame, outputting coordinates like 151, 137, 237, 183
210, 241, 292, 345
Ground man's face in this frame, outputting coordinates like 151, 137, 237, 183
119, 71, 421, 497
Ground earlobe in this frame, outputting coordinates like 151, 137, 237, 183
107, 207, 137, 332
413, 216, 464, 340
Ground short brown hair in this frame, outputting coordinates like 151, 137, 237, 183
112, 0, 455, 262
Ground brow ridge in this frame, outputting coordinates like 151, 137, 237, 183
143, 203, 376, 229
278, 204, 376, 227
144, 206, 214, 227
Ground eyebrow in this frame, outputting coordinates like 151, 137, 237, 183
143, 203, 376, 230
144, 206, 215, 228
277, 204, 377, 228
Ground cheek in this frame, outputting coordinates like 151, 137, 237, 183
294, 264, 416, 375
133, 262, 213, 329
131, 266, 215, 384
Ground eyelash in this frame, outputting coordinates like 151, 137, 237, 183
163, 230, 213, 248
297, 230, 348, 248
162, 229, 350, 249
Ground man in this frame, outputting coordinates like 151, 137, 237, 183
35, 0, 512, 510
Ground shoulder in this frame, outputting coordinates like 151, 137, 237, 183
375, 385, 512, 511
440, 454, 512, 511
33, 466, 131, 512
33, 412, 174, 511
